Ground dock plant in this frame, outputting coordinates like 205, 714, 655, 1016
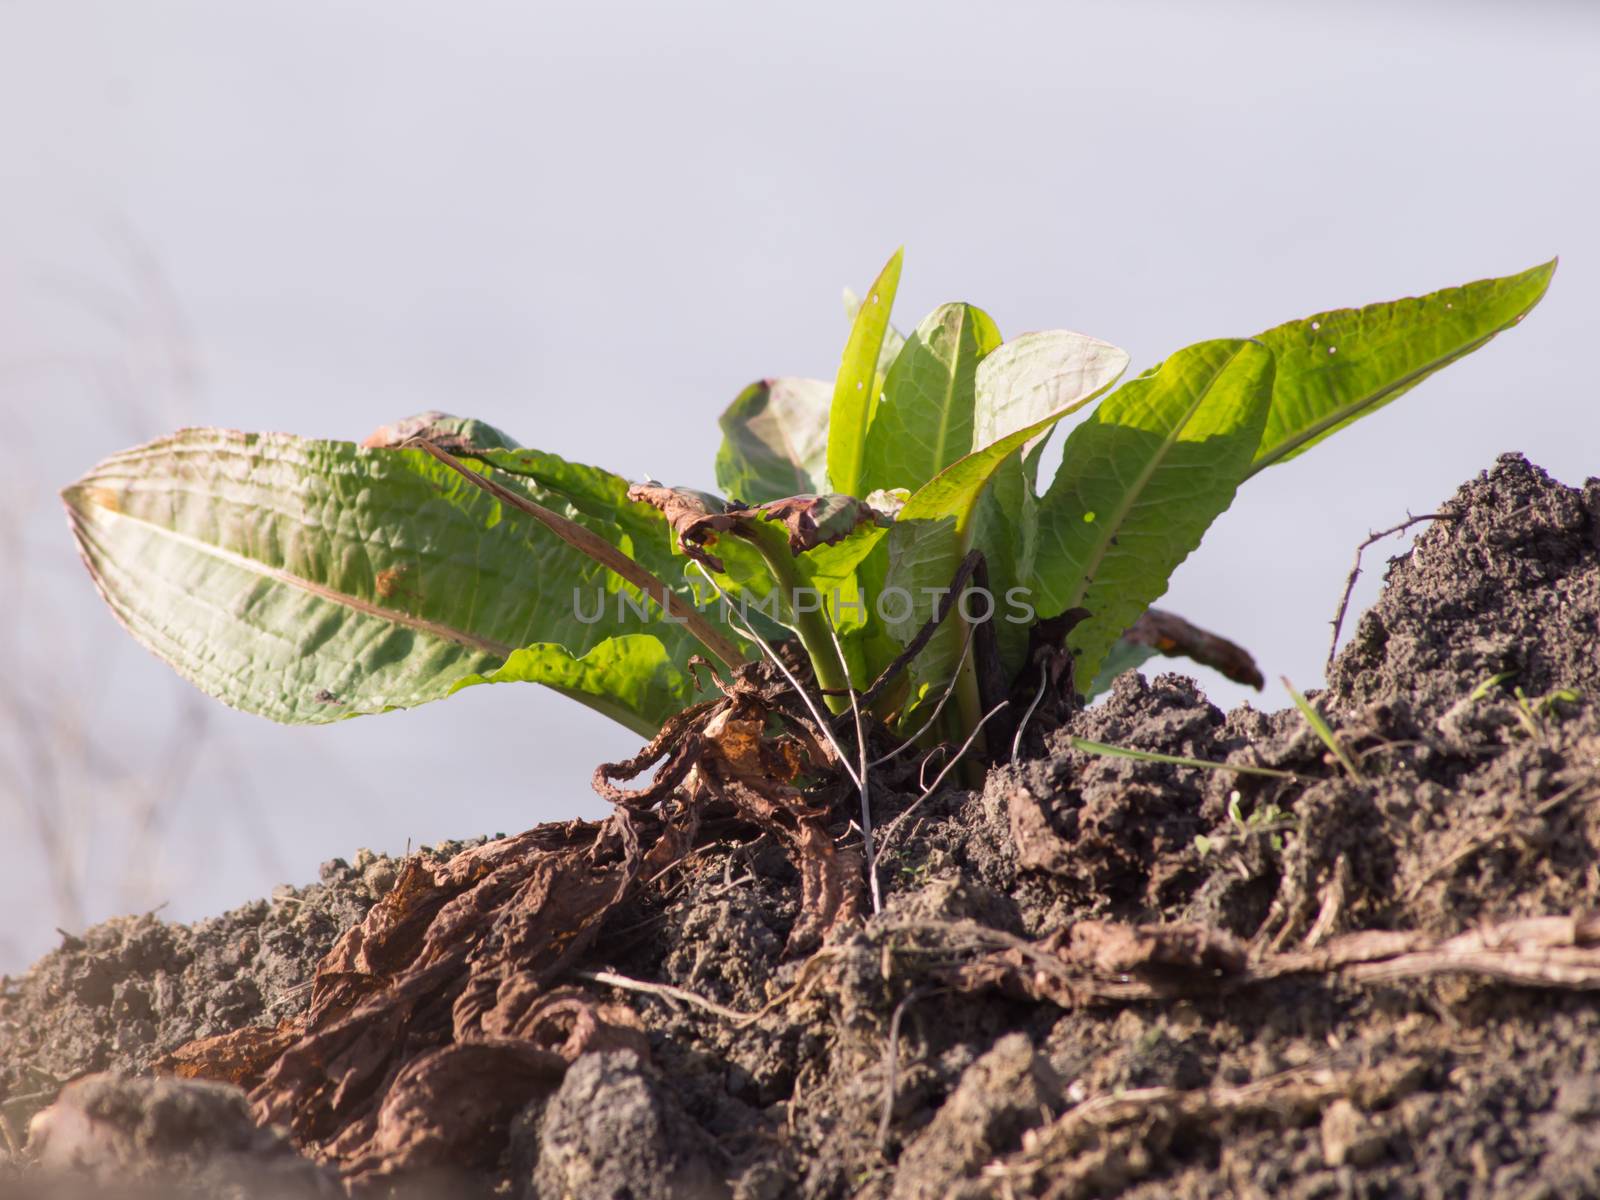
64, 254, 1553, 757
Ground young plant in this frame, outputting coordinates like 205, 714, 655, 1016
63, 253, 1553, 760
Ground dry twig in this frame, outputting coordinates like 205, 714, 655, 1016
1328, 512, 1459, 664
877, 987, 940, 1152
880, 702, 1011, 847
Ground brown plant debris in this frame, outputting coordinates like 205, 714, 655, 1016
1123, 607, 1266, 690
943, 911, 1600, 1008
130, 658, 866, 1189
626, 482, 884, 570
594, 659, 864, 955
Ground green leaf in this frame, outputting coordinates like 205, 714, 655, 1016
714, 378, 832, 505
1250, 260, 1555, 474
1032, 339, 1276, 692
450, 635, 695, 737
968, 450, 1039, 679
704, 520, 887, 636
843, 287, 906, 375
1282, 676, 1367, 784
827, 249, 904, 496
62, 429, 714, 729
474, 445, 710, 585
882, 332, 1129, 705
972, 330, 1134, 454
859, 303, 1002, 496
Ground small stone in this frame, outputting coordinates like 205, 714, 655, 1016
362, 859, 399, 899
1321, 1098, 1387, 1168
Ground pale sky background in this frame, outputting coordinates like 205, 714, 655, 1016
1, 0, 1596, 973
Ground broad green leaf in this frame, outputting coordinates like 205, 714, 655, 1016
449, 635, 694, 737
881, 334, 1129, 705
713, 378, 832, 505
442, 442, 755, 667
1250, 260, 1555, 474
1032, 339, 1276, 691
827, 249, 904, 496
967, 449, 1038, 680
62, 429, 715, 729
474, 445, 704, 580
973, 330, 1133, 454
859, 303, 1002, 496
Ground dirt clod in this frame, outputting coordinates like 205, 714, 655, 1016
26, 1073, 337, 1198
529, 1050, 727, 1200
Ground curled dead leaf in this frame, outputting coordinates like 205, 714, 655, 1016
752, 492, 884, 552
155, 1020, 303, 1091
1126, 608, 1265, 690
626, 482, 885, 569
625, 482, 743, 571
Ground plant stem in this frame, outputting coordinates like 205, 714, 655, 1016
738, 524, 852, 715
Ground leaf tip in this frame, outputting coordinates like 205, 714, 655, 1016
60, 482, 119, 518
874, 247, 906, 287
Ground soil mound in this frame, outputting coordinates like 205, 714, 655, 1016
4, 453, 1599, 1199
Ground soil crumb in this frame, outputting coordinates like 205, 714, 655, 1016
5, 453, 1599, 1199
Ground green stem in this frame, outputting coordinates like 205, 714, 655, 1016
739, 525, 852, 715
951, 662, 988, 787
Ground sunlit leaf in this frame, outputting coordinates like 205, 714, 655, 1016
450, 635, 695, 737
62, 430, 721, 729
882, 332, 1129, 705
1032, 339, 1276, 691
860, 303, 1002, 496
827, 249, 904, 496
714, 377, 832, 505
1251, 260, 1555, 473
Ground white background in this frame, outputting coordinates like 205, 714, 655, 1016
2, 0, 1596, 972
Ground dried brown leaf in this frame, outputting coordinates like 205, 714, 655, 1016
1124, 608, 1265, 690
155, 1020, 302, 1091
752, 493, 882, 552
625, 483, 742, 571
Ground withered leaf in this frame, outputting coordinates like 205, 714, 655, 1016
625, 483, 743, 571
250, 817, 643, 1157
1125, 608, 1264, 690
752, 493, 885, 553
360, 411, 520, 453
627, 482, 886, 567
339, 1039, 568, 1185
234, 659, 861, 1188
156, 1020, 303, 1091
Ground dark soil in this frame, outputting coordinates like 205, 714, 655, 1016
5, 452, 1599, 1199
